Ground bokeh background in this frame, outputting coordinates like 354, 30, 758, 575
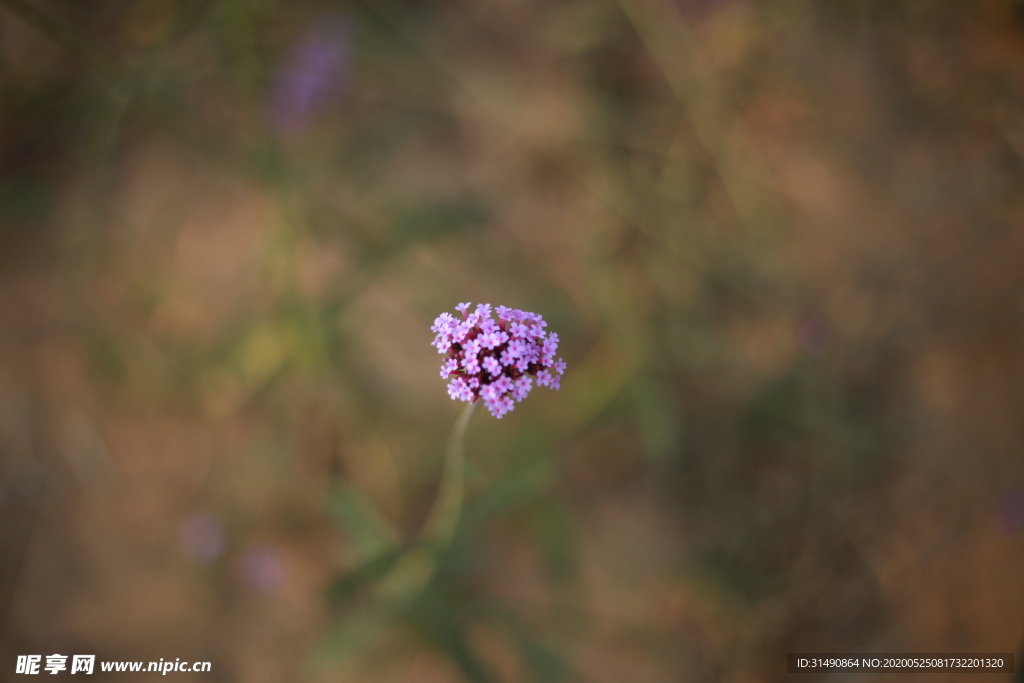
2, 0, 1024, 681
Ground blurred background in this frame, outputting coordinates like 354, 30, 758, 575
1, 0, 1023, 681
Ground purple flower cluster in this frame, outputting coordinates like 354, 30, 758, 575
432, 303, 566, 418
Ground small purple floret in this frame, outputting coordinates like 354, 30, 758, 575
239, 544, 285, 593
181, 512, 224, 562
432, 303, 565, 418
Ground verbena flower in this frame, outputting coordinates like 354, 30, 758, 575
433, 303, 565, 418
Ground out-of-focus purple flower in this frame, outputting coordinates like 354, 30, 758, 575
433, 303, 566, 418
181, 512, 224, 562
798, 316, 829, 355
267, 16, 351, 137
996, 488, 1024, 534
239, 544, 285, 594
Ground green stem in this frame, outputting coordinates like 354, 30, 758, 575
377, 401, 477, 599
422, 400, 477, 548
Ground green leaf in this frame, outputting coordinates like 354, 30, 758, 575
409, 589, 495, 683
326, 545, 410, 605
328, 483, 399, 558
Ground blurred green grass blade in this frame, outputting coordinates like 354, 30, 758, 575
630, 376, 681, 464
0, 177, 56, 228
326, 545, 409, 604
411, 589, 495, 683
316, 602, 400, 664
516, 634, 565, 683
616, 0, 787, 241
328, 483, 400, 558
462, 457, 550, 531
393, 196, 490, 241
509, 624, 566, 683
526, 497, 578, 585
0, 0, 123, 88
484, 606, 567, 683
358, 195, 491, 270
0, 0, 256, 180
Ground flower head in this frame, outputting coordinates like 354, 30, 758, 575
432, 303, 566, 418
